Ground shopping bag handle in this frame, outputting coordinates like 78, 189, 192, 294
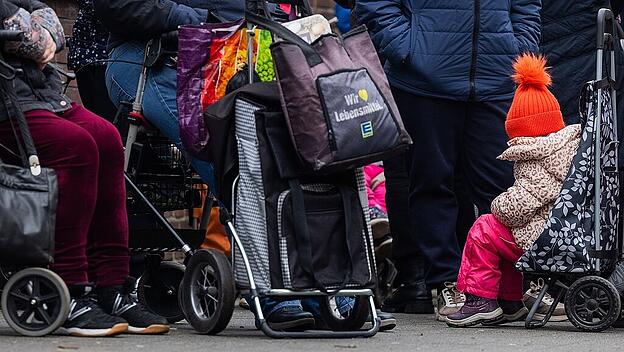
245, 11, 322, 67
597, 8, 615, 49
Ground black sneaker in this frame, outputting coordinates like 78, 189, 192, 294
97, 277, 170, 335
63, 285, 128, 337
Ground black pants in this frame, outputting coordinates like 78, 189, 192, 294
385, 154, 477, 286
75, 65, 118, 122
393, 87, 514, 289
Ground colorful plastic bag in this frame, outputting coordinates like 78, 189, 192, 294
177, 20, 245, 160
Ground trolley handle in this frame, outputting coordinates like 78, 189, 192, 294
597, 8, 615, 50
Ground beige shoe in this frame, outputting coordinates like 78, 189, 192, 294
523, 279, 568, 322
436, 282, 466, 322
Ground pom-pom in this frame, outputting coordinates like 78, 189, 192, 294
511, 53, 551, 88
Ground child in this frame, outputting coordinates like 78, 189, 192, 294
445, 54, 581, 327
364, 163, 391, 258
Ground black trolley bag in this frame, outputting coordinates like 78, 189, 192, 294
204, 82, 380, 337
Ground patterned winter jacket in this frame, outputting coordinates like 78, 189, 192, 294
491, 124, 581, 250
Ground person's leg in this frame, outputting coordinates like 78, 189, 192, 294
0, 109, 128, 337
382, 152, 432, 313
456, 215, 508, 300
76, 65, 119, 122
463, 101, 514, 214
0, 109, 97, 285
396, 89, 464, 290
447, 214, 517, 326
105, 43, 217, 191
58, 105, 129, 287
57, 105, 169, 334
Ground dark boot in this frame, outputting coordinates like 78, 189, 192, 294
97, 277, 169, 334
63, 284, 128, 337
382, 282, 434, 314
445, 293, 502, 327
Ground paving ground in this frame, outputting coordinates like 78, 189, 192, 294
2, 308, 624, 352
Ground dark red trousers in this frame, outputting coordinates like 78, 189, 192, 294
0, 104, 129, 286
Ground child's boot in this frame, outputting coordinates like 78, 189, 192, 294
445, 293, 502, 327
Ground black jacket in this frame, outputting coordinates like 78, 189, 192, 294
94, 0, 244, 47
540, 0, 624, 166
0, 0, 71, 123
540, 0, 623, 123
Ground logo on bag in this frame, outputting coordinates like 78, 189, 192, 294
334, 88, 384, 123
361, 121, 373, 138
358, 89, 369, 102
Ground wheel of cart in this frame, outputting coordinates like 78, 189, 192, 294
565, 276, 621, 332
136, 256, 186, 324
1, 268, 71, 337
179, 249, 235, 334
518, 8, 622, 333
118, 34, 235, 331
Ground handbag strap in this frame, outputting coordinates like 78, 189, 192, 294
245, 11, 322, 67
0, 71, 41, 175
288, 179, 358, 293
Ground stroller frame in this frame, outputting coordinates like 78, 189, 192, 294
524, 8, 622, 331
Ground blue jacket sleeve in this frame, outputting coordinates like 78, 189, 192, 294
510, 0, 541, 53
94, 0, 207, 39
165, 1, 207, 30
354, 0, 411, 66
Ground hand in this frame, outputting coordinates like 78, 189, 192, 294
37, 29, 56, 69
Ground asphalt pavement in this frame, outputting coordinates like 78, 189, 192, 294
1, 308, 624, 352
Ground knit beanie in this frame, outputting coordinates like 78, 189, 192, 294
505, 54, 565, 139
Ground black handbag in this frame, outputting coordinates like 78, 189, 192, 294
0, 62, 58, 266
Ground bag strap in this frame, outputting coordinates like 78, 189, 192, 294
288, 179, 359, 293
245, 11, 322, 67
0, 70, 41, 175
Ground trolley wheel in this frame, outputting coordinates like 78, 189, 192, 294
1, 268, 70, 336
179, 249, 235, 334
137, 261, 186, 324
318, 295, 370, 331
565, 275, 621, 332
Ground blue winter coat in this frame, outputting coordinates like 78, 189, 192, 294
355, 0, 542, 102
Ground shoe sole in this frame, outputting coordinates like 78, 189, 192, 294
66, 323, 129, 337
379, 318, 397, 332
268, 317, 316, 332
127, 324, 171, 335
383, 301, 435, 314
482, 308, 528, 326
445, 308, 503, 328
534, 313, 568, 322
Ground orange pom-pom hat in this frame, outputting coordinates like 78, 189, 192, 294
505, 53, 564, 139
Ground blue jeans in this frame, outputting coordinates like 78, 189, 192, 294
105, 42, 217, 191
247, 296, 354, 320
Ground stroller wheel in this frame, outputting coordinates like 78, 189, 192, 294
1, 268, 70, 336
179, 249, 235, 334
565, 275, 621, 332
137, 261, 186, 324
318, 295, 369, 331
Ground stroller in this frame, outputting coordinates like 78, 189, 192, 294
516, 9, 622, 332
